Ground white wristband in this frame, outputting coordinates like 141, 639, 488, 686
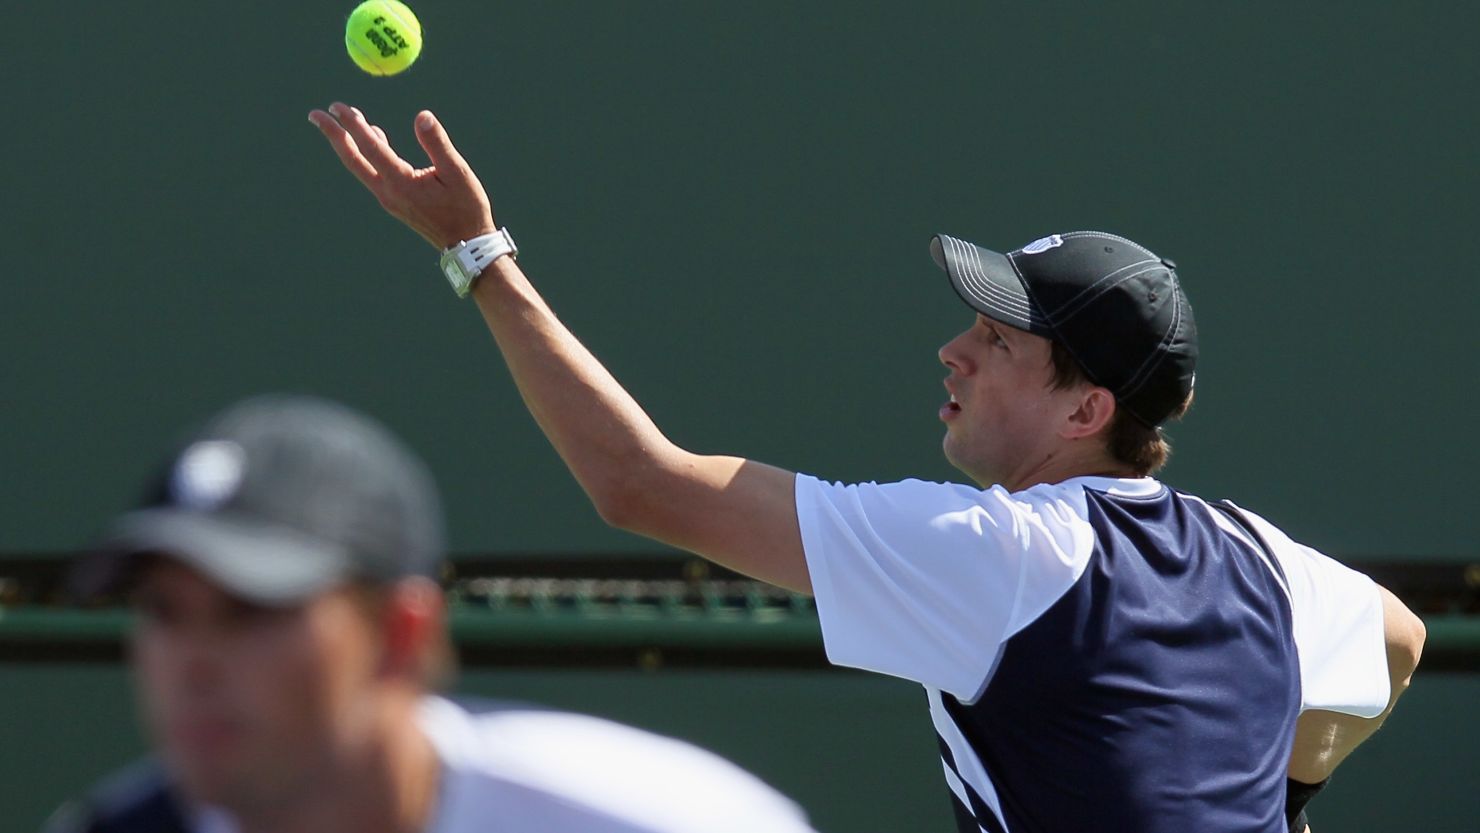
439, 228, 518, 298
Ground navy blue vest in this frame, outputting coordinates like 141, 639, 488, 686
940, 487, 1300, 833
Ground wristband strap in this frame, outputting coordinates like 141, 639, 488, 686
439, 228, 517, 297
1286, 777, 1327, 833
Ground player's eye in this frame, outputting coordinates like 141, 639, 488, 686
132, 590, 179, 627
221, 597, 284, 629
979, 320, 1008, 349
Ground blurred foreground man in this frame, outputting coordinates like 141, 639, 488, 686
48, 394, 817, 833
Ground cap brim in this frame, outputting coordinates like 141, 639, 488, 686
931, 234, 1052, 335
74, 509, 353, 606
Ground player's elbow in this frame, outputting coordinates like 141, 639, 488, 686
578, 442, 693, 533
1383, 591, 1426, 694
1394, 610, 1426, 683
587, 465, 664, 533
591, 485, 640, 529
589, 449, 700, 535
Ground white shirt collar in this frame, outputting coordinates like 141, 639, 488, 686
1059, 475, 1164, 498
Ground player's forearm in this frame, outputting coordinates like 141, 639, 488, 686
464, 257, 811, 592
468, 256, 683, 521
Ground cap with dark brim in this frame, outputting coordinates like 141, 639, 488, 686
74, 508, 355, 606
931, 234, 1052, 336
929, 230, 1198, 427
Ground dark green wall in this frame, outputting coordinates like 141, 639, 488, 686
4, 2, 1476, 559
5, 6, 1473, 824
4, 664, 1476, 833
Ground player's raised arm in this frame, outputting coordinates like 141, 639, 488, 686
308, 103, 810, 593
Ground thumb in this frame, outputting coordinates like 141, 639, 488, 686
415, 111, 474, 179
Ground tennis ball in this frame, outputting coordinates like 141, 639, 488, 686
345, 0, 423, 76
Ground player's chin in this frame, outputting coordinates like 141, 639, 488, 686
161, 731, 253, 799
940, 433, 967, 470
941, 436, 992, 484
168, 757, 242, 805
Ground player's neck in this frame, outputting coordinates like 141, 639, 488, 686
990, 444, 1139, 492
231, 696, 440, 833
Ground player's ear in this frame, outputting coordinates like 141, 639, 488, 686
1061, 386, 1117, 441
379, 577, 445, 682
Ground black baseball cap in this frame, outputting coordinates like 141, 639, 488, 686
930, 231, 1198, 426
75, 394, 445, 605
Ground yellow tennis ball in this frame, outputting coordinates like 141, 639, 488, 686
345, 0, 423, 76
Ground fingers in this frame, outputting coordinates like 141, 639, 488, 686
327, 102, 414, 178
413, 111, 474, 182
308, 108, 380, 189
308, 102, 494, 248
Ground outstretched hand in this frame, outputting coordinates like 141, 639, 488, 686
308, 102, 496, 250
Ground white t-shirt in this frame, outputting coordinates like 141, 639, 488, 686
197, 697, 817, 833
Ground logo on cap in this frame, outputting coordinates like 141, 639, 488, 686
170, 440, 246, 510
1021, 234, 1064, 255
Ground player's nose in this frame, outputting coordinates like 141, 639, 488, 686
938, 332, 972, 374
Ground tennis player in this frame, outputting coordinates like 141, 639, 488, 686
309, 102, 1426, 833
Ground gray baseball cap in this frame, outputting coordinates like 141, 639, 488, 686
76, 394, 445, 605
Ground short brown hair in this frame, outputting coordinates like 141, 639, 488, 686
1048, 340, 1191, 475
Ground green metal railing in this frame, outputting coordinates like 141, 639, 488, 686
3, 556, 1477, 667
2, 604, 1476, 670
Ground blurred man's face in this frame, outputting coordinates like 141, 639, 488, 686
130, 559, 384, 812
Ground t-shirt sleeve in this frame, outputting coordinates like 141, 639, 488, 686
1242, 511, 1391, 717
794, 475, 1095, 699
